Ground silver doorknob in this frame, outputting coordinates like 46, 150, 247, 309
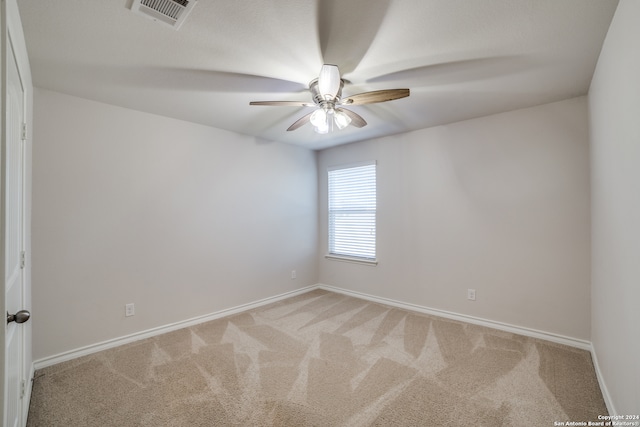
6, 310, 30, 324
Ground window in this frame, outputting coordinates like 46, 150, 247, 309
327, 162, 377, 263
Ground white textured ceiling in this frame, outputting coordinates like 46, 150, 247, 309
17, 0, 618, 150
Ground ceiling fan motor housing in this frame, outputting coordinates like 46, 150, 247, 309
309, 78, 344, 107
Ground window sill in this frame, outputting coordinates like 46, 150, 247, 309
325, 254, 378, 266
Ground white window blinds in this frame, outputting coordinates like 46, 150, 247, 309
328, 162, 376, 261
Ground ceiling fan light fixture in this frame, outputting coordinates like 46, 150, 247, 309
314, 121, 329, 134
334, 110, 352, 130
318, 64, 341, 99
310, 108, 327, 128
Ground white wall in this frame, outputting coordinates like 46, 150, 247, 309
589, 0, 640, 414
31, 89, 318, 360
318, 97, 591, 341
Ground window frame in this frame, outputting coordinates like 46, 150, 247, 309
326, 161, 378, 266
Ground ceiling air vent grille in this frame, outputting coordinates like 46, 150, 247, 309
131, 0, 197, 30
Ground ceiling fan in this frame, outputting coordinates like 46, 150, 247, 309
250, 64, 409, 134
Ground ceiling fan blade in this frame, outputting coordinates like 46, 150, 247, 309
337, 108, 367, 128
287, 112, 314, 131
318, 64, 341, 99
250, 101, 314, 107
317, 0, 391, 74
341, 89, 410, 105
364, 56, 526, 86
132, 68, 308, 93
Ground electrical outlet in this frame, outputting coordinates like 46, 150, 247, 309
291, 270, 297, 279
125, 303, 135, 317
467, 289, 476, 301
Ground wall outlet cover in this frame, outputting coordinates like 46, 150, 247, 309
125, 303, 135, 317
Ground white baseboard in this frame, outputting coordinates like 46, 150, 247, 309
33, 283, 615, 415
35, 282, 593, 371
33, 285, 317, 370
317, 284, 592, 351
589, 342, 616, 415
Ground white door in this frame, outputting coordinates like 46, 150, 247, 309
4, 37, 28, 427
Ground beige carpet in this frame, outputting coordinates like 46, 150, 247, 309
27, 289, 607, 426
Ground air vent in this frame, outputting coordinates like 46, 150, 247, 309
131, 0, 197, 30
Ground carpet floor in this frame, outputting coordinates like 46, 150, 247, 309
27, 289, 607, 426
